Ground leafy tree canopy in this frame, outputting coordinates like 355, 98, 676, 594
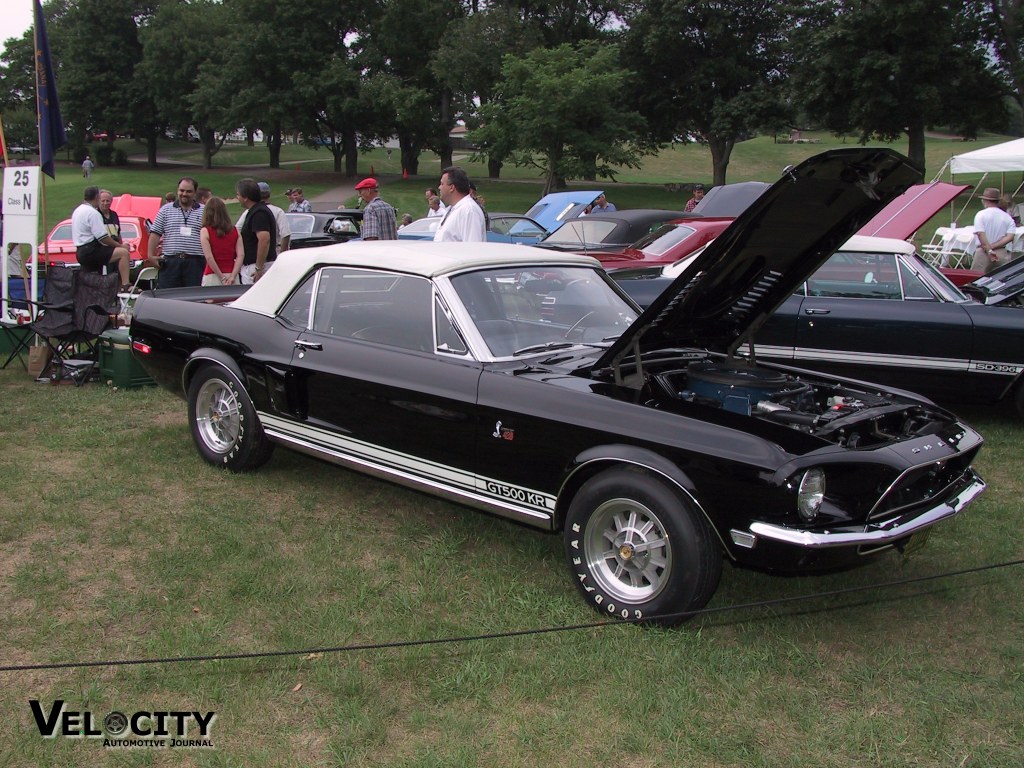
793, 0, 1007, 172
623, 0, 794, 185
473, 41, 648, 192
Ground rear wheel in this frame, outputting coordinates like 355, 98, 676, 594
187, 365, 274, 471
564, 467, 721, 626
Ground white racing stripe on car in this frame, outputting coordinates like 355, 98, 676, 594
258, 412, 557, 512
755, 346, 1021, 376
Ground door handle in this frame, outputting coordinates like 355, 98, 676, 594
294, 339, 323, 350
803, 308, 831, 315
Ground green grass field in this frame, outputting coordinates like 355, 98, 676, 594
0, 370, 1020, 766
1, 133, 1022, 765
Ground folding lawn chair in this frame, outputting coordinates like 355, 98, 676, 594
8, 265, 77, 376
23, 267, 119, 384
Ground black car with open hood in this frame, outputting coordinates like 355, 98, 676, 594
597, 149, 924, 370
127, 148, 985, 626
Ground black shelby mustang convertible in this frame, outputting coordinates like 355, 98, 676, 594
129, 149, 985, 626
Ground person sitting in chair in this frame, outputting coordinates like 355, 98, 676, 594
72, 186, 130, 290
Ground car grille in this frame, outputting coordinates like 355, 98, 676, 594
868, 449, 979, 521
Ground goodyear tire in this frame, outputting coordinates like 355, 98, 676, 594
564, 467, 722, 627
187, 365, 274, 472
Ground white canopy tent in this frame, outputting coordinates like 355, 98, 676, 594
947, 137, 1024, 175
931, 138, 1024, 225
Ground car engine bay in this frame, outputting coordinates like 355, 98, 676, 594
652, 359, 952, 448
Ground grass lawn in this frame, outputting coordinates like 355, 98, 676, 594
0, 368, 1021, 765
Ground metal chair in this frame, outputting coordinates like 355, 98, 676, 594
919, 226, 979, 269
919, 227, 954, 264
117, 265, 159, 319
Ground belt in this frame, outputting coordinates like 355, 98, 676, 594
164, 253, 204, 260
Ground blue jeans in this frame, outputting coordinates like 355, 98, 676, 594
157, 257, 205, 288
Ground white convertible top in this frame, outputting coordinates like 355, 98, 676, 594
230, 240, 600, 315
840, 235, 917, 255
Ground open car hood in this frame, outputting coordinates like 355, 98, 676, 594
856, 181, 969, 239
594, 148, 922, 371
524, 191, 601, 233
111, 194, 164, 221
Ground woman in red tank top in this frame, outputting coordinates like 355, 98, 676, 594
200, 196, 243, 286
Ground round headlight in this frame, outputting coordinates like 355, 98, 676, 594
797, 469, 825, 521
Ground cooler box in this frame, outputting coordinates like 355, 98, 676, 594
99, 328, 155, 389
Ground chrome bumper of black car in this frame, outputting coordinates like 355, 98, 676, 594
733, 470, 985, 550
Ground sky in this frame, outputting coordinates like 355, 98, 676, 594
0, 2, 34, 56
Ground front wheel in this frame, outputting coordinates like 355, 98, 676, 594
564, 468, 721, 626
187, 365, 274, 472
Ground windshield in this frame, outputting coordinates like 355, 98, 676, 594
630, 223, 697, 256
542, 220, 618, 246
450, 265, 638, 357
403, 218, 441, 234
287, 214, 315, 236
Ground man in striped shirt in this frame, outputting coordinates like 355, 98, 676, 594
148, 176, 206, 288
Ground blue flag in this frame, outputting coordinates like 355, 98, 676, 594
34, 0, 67, 178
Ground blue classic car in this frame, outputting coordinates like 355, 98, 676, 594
127, 149, 984, 625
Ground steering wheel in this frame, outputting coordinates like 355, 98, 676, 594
564, 311, 596, 339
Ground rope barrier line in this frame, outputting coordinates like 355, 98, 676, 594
1, 558, 1020, 674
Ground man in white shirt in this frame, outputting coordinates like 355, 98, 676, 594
426, 195, 444, 218
71, 185, 130, 287
425, 187, 446, 218
972, 187, 1015, 273
433, 167, 486, 242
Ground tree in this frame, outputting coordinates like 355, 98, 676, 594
430, 7, 533, 178
984, 0, 1024, 115
794, 0, 1008, 172
623, 0, 794, 186
360, 0, 464, 176
473, 42, 647, 194
138, 0, 234, 168
58, 0, 145, 148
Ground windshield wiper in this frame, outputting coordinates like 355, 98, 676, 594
512, 341, 575, 357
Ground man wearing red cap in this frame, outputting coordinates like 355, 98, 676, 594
355, 178, 398, 240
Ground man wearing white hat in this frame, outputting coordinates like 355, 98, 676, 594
972, 187, 1015, 273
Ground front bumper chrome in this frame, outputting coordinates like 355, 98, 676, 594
732, 470, 986, 550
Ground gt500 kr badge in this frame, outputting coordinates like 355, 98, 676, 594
483, 480, 553, 510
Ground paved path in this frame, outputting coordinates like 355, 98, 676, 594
309, 182, 356, 210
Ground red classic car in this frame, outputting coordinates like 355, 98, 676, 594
38, 194, 163, 272
596, 217, 735, 272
